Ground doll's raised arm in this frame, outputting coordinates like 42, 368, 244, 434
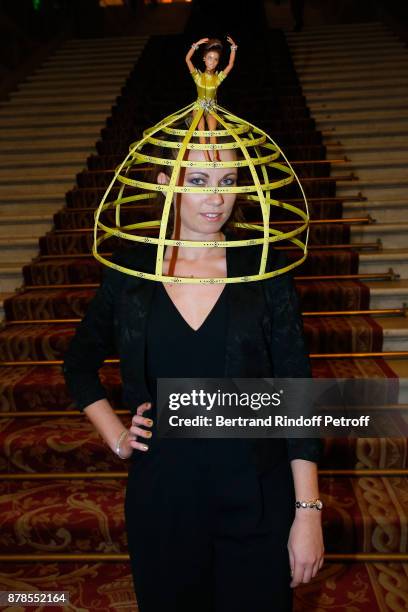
185, 37, 209, 73
222, 36, 238, 77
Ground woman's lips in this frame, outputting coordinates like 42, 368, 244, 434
200, 212, 223, 222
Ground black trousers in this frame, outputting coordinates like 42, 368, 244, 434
125, 438, 295, 612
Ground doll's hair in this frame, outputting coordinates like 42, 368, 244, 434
202, 38, 223, 59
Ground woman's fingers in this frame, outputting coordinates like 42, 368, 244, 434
129, 402, 153, 451
136, 402, 151, 416
130, 424, 152, 438
290, 563, 305, 588
311, 559, 320, 578
128, 435, 149, 452
290, 557, 324, 587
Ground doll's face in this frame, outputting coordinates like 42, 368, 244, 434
157, 148, 237, 237
203, 50, 220, 72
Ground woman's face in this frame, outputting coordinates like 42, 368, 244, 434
203, 50, 220, 72
157, 148, 238, 238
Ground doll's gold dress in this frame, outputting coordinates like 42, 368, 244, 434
92, 63, 310, 284
190, 67, 227, 112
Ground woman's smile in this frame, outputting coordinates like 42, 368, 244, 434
200, 211, 224, 222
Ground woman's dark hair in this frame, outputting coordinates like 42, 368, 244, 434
202, 38, 223, 60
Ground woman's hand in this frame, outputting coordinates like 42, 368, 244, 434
226, 35, 237, 46
196, 37, 209, 46
120, 402, 153, 457
287, 512, 325, 588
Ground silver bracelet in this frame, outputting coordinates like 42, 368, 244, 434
115, 429, 128, 459
295, 498, 323, 511
191, 43, 199, 51
230, 44, 238, 51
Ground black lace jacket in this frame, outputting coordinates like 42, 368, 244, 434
62, 240, 323, 473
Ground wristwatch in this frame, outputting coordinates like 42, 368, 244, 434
295, 498, 323, 511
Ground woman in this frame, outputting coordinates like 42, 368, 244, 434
63, 138, 325, 611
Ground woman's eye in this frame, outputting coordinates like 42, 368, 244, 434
221, 178, 236, 186
189, 177, 206, 186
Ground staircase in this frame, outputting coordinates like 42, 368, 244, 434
0, 35, 148, 314
287, 20, 408, 381
286, 20, 408, 610
0, 27, 407, 611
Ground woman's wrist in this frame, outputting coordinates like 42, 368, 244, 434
115, 429, 132, 459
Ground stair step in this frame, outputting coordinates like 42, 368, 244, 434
374, 316, 408, 351
48, 47, 144, 61
10, 85, 123, 100
337, 178, 408, 200
0, 113, 107, 128
0, 193, 65, 215
344, 199, 408, 224
0, 291, 15, 320
0, 474, 406, 555
310, 99, 408, 113
0, 414, 406, 474
0, 139, 96, 154
60, 39, 147, 51
285, 20, 386, 35
34, 64, 134, 78
0, 125, 102, 141
0, 238, 39, 263
287, 29, 394, 44
358, 249, 408, 280
300, 65, 408, 86
328, 141, 408, 155
0, 176, 74, 192
42, 51, 141, 65
62, 34, 147, 44
365, 280, 408, 309
326, 135, 408, 150
21, 75, 128, 92
291, 48, 407, 63
290, 41, 405, 54
0, 93, 117, 107
350, 223, 408, 248
29, 65, 134, 80
337, 158, 408, 171
55, 43, 145, 56
0, 263, 24, 292
308, 86, 408, 104
293, 52, 408, 71
316, 109, 408, 127
0, 167, 78, 181
297, 63, 408, 80
0, 153, 85, 169
0, 103, 113, 118
0, 214, 53, 237
294, 57, 407, 73
302, 76, 408, 94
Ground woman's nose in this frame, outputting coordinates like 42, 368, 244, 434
206, 192, 224, 206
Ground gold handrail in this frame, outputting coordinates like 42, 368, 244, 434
0, 469, 407, 480
3, 307, 405, 325
0, 552, 403, 562
19, 270, 398, 291
1, 351, 408, 366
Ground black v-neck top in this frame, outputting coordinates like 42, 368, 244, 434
146, 283, 228, 406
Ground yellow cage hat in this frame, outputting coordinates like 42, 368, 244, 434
93, 100, 310, 284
